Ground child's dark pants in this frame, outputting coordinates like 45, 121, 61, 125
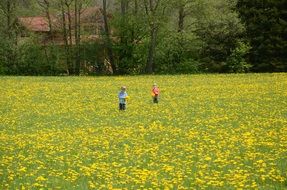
119, 103, 126, 110
153, 95, 159, 103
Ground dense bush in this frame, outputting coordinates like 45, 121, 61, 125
226, 40, 251, 73
17, 38, 64, 75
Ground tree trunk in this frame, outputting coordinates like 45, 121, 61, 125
6, 1, 16, 40
60, 0, 71, 75
7, 1, 11, 38
118, 0, 127, 74
175, 4, 185, 68
37, 0, 55, 73
146, 25, 157, 73
121, 0, 126, 14
74, 0, 80, 75
134, 0, 138, 14
178, 5, 185, 33
3, 0, 17, 73
131, 0, 138, 44
39, 0, 53, 39
144, 0, 160, 74
66, 3, 73, 46
65, 1, 75, 74
102, 0, 116, 74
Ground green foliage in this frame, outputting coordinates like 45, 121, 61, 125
111, 2, 149, 74
17, 0, 42, 16
194, 0, 245, 72
226, 40, 251, 73
237, 0, 287, 72
156, 30, 202, 74
80, 42, 108, 75
0, 37, 19, 75
0, 39, 10, 74
174, 59, 201, 74
1, 0, 285, 75
18, 37, 63, 75
113, 0, 174, 74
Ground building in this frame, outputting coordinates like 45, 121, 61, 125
17, 6, 107, 45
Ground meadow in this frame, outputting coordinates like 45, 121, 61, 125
0, 74, 286, 190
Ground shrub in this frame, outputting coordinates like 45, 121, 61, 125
226, 40, 251, 73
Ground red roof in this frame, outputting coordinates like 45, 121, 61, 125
18, 7, 107, 32
18, 17, 50, 32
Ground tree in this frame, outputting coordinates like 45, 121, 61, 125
143, 0, 163, 74
193, 0, 245, 72
0, 0, 18, 74
37, 0, 58, 74
101, 0, 116, 74
112, 0, 169, 74
237, 0, 287, 72
74, 0, 82, 75
162, 0, 200, 73
37, 0, 53, 38
111, 0, 148, 74
174, 0, 194, 33
59, 0, 73, 74
226, 40, 251, 73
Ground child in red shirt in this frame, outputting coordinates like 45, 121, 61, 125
151, 83, 160, 103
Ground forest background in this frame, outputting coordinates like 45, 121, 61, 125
0, 0, 286, 76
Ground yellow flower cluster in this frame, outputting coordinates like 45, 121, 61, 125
0, 74, 286, 189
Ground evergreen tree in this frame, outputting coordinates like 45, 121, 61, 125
193, 0, 245, 72
237, 0, 287, 72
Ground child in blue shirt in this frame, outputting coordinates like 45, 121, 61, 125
118, 86, 128, 110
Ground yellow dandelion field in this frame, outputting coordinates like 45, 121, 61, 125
0, 74, 287, 189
